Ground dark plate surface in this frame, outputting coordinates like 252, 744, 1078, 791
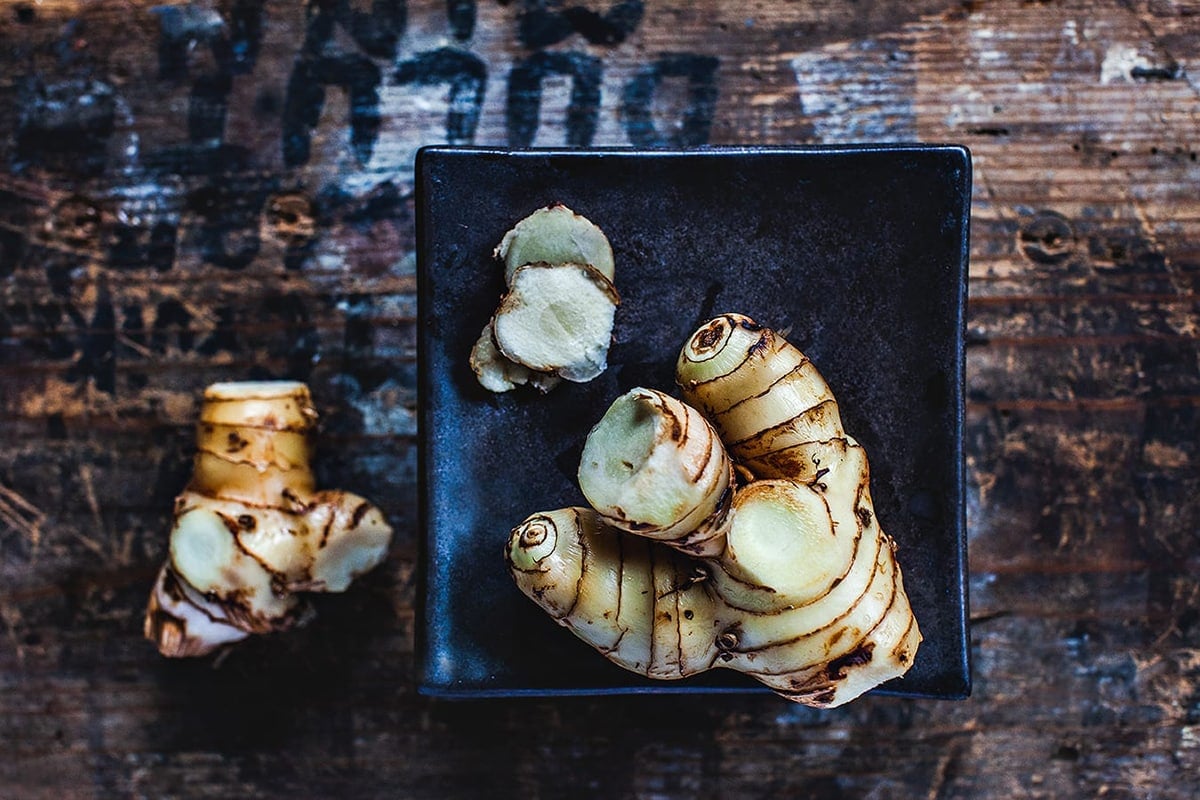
416, 146, 971, 699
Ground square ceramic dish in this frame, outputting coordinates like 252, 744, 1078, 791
416, 146, 971, 699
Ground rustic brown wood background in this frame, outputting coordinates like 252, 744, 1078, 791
2, 0, 1198, 797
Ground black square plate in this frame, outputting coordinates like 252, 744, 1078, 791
416, 146, 971, 699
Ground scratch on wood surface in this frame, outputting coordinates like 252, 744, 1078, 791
1122, 183, 1165, 254
78, 464, 102, 529
1151, 582, 1200, 648
1142, 440, 1190, 470
1121, 648, 1200, 793
0, 599, 25, 664
0, 483, 45, 556
925, 739, 965, 800
70, 465, 108, 559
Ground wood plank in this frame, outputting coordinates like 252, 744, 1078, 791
2, 0, 1199, 797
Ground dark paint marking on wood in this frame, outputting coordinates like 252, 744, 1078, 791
507, 50, 602, 147
622, 53, 719, 148
516, 0, 644, 48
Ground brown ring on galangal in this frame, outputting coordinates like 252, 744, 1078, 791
686, 316, 735, 360
519, 517, 551, 548
507, 513, 560, 573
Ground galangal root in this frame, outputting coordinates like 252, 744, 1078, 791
507, 315, 921, 707
145, 381, 393, 657
471, 204, 619, 392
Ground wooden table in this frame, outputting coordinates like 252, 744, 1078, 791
2, 1, 1197, 797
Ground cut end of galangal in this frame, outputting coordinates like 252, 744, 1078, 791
168, 506, 295, 629
305, 491, 394, 593
145, 564, 250, 658
204, 381, 311, 401
495, 203, 615, 285
578, 389, 676, 525
493, 262, 619, 384
578, 388, 730, 547
724, 479, 852, 604
470, 321, 561, 394
200, 381, 318, 431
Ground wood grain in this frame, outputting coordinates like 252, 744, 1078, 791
2, 0, 1198, 797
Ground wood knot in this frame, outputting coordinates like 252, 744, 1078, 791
45, 195, 102, 247
1018, 210, 1075, 265
265, 193, 317, 247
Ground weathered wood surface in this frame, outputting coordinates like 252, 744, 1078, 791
1, 0, 1198, 797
